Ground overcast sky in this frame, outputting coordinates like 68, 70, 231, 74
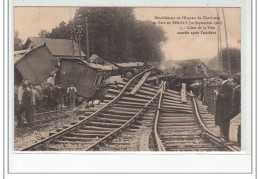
14, 7, 76, 41
14, 7, 240, 61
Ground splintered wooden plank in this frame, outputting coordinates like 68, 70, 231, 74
130, 71, 151, 95
181, 83, 187, 103
146, 75, 158, 82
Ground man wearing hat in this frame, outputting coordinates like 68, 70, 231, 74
223, 73, 241, 140
17, 79, 33, 126
231, 73, 241, 116
54, 83, 64, 109
67, 83, 77, 107
214, 73, 233, 136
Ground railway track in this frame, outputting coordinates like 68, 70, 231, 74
22, 68, 159, 151
22, 68, 239, 151
153, 89, 239, 151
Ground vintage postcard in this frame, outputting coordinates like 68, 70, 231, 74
13, 7, 241, 152
6, 0, 254, 174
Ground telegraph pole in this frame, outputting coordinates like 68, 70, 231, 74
70, 8, 75, 58
222, 8, 232, 75
79, 40, 81, 59
71, 31, 75, 58
74, 23, 82, 60
86, 17, 90, 61
216, 8, 223, 72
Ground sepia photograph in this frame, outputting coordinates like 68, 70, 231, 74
13, 7, 241, 152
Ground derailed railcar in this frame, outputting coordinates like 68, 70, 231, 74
57, 58, 116, 98
116, 62, 144, 79
15, 44, 59, 84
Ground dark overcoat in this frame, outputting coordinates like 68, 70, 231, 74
231, 85, 241, 116
223, 84, 241, 140
215, 80, 233, 126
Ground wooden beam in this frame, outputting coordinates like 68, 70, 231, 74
146, 75, 158, 81
130, 71, 151, 95
181, 83, 187, 103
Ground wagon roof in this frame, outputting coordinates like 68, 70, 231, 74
116, 62, 144, 68
82, 60, 118, 71
90, 54, 118, 69
61, 58, 118, 71
25, 37, 86, 57
14, 44, 53, 64
14, 49, 28, 55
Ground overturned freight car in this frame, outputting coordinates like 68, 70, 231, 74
15, 44, 59, 84
116, 62, 144, 79
57, 58, 117, 98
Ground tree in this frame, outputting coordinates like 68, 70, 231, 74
14, 31, 23, 50
48, 7, 166, 63
38, 30, 51, 38
221, 48, 240, 74
207, 48, 240, 74
49, 21, 71, 39
131, 20, 166, 63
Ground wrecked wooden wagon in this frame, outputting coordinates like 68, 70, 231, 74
15, 44, 59, 84
56, 58, 117, 98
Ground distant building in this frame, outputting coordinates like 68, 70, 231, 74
23, 37, 86, 59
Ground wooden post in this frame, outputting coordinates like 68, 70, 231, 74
222, 8, 232, 75
181, 83, 187, 103
86, 17, 90, 61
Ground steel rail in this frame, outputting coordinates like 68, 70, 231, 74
22, 68, 155, 151
188, 92, 238, 151
85, 90, 161, 151
154, 81, 166, 151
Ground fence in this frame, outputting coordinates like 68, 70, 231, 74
202, 82, 221, 115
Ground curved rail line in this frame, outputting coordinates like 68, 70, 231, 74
86, 89, 160, 151
191, 96, 238, 151
22, 68, 156, 151
153, 81, 166, 151
154, 89, 239, 151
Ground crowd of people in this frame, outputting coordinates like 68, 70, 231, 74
15, 79, 78, 127
197, 72, 241, 142
215, 73, 241, 141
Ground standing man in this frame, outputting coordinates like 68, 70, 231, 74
214, 73, 233, 136
47, 84, 55, 110
199, 80, 205, 101
231, 73, 241, 117
17, 79, 33, 126
30, 84, 39, 122
35, 84, 43, 112
202, 78, 208, 105
223, 73, 241, 140
54, 83, 64, 109
67, 83, 77, 107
